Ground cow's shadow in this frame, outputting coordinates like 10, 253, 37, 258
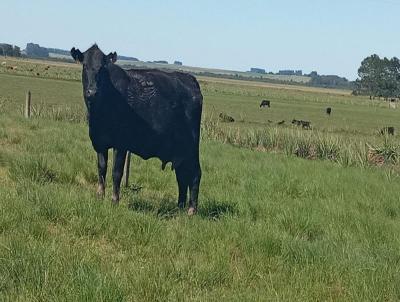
126, 190, 238, 220
198, 199, 238, 220
128, 198, 179, 219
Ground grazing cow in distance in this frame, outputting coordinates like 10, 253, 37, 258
277, 120, 285, 125
326, 107, 332, 115
292, 119, 311, 129
380, 127, 395, 135
301, 120, 311, 129
219, 112, 235, 122
260, 100, 270, 108
292, 119, 301, 126
71, 44, 203, 215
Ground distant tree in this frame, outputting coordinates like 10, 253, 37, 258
0, 43, 14, 56
357, 54, 381, 98
388, 57, 400, 98
308, 73, 351, 89
355, 54, 400, 99
25, 43, 49, 58
12, 46, 21, 57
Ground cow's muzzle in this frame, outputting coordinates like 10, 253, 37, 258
86, 89, 96, 98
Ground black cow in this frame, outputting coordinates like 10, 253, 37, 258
71, 45, 202, 215
380, 127, 395, 135
277, 120, 285, 125
326, 107, 332, 115
292, 119, 301, 126
300, 120, 311, 129
260, 100, 270, 108
219, 112, 235, 122
292, 119, 311, 129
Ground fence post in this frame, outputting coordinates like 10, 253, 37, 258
124, 151, 131, 188
25, 90, 31, 118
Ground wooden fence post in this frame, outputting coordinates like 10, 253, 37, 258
25, 90, 31, 118
124, 151, 131, 187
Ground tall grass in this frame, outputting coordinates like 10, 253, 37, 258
202, 115, 400, 169
22, 103, 87, 123
3, 93, 399, 171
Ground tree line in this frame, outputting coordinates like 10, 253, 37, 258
354, 54, 400, 99
307, 71, 352, 89
0, 43, 21, 57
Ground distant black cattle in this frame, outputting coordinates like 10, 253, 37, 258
277, 120, 285, 125
380, 127, 395, 135
260, 100, 270, 108
292, 119, 311, 129
389, 99, 397, 109
71, 44, 202, 215
301, 121, 311, 129
292, 119, 301, 126
326, 107, 332, 115
219, 112, 235, 122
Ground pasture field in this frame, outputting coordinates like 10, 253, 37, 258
1, 59, 400, 301
1, 56, 310, 83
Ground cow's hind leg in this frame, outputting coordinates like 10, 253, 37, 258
187, 159, 201, 216
112, 148, 127, 204
97, 150, 108, 199
175, 165, 189, 209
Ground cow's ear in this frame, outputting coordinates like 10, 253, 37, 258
71, 47, 83, 63
107, 51, 117, 63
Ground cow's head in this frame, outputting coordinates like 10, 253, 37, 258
71, 44, 117, 100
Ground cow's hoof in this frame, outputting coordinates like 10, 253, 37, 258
96, 187, 105, 199
187, 207, 196, 216
111, 196, 119, 206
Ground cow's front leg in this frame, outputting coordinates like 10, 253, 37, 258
97, 150, 108, 199
112, 148, 127, 204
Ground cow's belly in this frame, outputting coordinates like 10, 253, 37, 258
126, 133, 172, 161
88, 125, 115, 152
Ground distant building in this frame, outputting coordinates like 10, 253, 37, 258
278, 70, 303, 76
250, 67, 266, 74
174, 60, 183, 65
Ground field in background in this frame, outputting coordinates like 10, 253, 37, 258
1, 55, 311, 83
118, 59, 311, 83
1, 59, 400, 301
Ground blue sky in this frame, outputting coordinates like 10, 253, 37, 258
3, 0, 400, 79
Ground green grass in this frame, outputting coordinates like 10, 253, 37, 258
1, 114, 400, 301
1, 62, 400, 300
